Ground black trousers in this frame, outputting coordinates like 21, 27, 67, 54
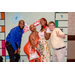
0, 56, 3, 62
5, 41, 20, 62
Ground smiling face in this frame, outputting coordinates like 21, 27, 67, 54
30, 24, 36, 32
40, 19, 46, 26
18, 20, 25, 29
49, 23, 55, 31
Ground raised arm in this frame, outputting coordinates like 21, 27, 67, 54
44, 33, 51, 40
44, 27, 51, 40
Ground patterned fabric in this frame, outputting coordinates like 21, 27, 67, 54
37, 38, 51, 62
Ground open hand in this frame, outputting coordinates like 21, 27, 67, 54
56, 31, 60, 37
14, 50, 18, 54
18, 48, 20, 54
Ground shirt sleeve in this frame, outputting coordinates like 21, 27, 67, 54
57, 28, 64, 35
46, 28, 51, 33
10, 29, 17, 50
59, 29, 64, 35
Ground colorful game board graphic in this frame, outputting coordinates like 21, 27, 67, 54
0, 12, 5, 62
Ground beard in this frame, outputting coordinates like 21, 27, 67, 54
19, 26, 24, 30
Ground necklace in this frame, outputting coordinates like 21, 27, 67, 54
43, 26, 46, 29
32, 32, 37, 39
33, 32, 36, 35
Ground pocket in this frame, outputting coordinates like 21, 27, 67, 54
61, 48, 66, 55
5, 42, 11, 46
5, 42, 12, 50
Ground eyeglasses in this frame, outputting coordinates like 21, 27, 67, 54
49, 25, 55, 26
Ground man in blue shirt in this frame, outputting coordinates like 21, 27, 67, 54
5, 20, 25, 62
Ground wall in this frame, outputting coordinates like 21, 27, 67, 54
67, 12, 75, 61
0, 12, 5, 62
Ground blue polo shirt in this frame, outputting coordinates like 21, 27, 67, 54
6, 26, 23, 50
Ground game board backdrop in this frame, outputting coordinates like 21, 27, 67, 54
0, 12, 68, 62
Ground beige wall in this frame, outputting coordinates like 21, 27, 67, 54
68, 12, 75, 35
67, 12, 75, 59
67, 41, 75, 59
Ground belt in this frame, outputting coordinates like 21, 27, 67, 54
54, 46, 66, 50
6, 41, 17, 45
